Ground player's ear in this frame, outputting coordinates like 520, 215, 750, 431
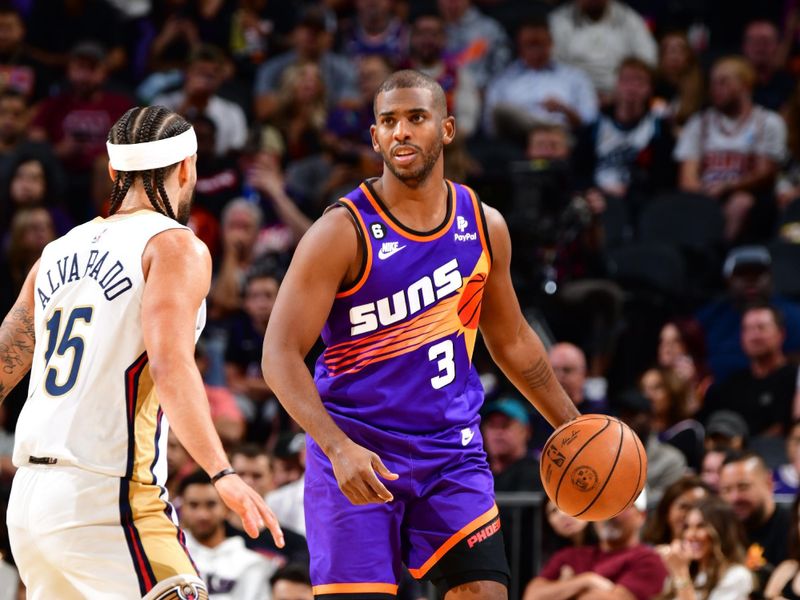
108, 162, 117, 182
370, 123, 380, 153
177, 154, 195, 187
442, 115, 456, 146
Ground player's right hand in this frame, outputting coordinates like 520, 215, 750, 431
215, 473, 285, 547
329, 439, 399, 505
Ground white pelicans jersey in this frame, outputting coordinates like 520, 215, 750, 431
13, 210, 206, 484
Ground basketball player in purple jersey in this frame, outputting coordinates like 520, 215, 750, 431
262, 70, 580, 599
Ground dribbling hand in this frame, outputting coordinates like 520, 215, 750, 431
214, 474, 285, 547
329, 439, 399, 505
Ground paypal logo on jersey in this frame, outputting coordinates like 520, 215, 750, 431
454, 216, 477, 242
349, 258, 462, 336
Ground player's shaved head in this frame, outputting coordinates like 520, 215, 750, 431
374, 69, 448, 118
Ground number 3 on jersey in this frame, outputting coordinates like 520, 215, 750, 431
44, 307, 94, 396
429, 339, 455, 389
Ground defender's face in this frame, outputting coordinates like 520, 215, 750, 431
370, 87, 453, 187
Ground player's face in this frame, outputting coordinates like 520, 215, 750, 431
371, 87, 454, 188
180, 483, 227, 542
273, 580, 314, 600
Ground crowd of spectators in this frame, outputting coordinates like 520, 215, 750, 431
5, 0, 800, 599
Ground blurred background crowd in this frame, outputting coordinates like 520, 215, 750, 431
3, 0, 800, 598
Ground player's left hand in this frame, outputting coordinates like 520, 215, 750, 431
215, 473, 285, 546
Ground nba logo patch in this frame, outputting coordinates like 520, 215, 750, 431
546, 445, 566, 467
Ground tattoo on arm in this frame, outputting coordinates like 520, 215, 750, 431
521, 357, 552, 390
0, 305, 36, 402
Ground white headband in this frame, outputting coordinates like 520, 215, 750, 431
106, 127, 197, 171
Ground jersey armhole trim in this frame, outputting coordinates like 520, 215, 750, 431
333, 199, 372, 298
464, 185, 493, 267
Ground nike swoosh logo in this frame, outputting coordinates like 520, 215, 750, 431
378, 245, 406, 260
461, 428, 474, 446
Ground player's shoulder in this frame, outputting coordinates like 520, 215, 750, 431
145, 224, 210, 264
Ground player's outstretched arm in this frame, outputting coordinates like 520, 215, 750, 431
478, 206, 580, 428
0, 261, 38, 405
142, 229, 283, 546
262, 207, 399, 506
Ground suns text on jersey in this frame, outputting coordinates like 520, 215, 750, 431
36, 250, 133, 309
349, 258, 462, 336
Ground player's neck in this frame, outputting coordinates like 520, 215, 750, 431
373, 170, 448, 229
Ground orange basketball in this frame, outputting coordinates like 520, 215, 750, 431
457, 273, 486, 329
539, 415, 647, 521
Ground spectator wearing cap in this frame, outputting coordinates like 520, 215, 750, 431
482, 396, 542, 591
616, 390, 686, 507
696, 245, 800, 382
483, 16, 597, 136
719, 451, 791, 588
702, 304, 798, 437
772, 419, 800, 495
674, 56, 786, 242
29, 41, 132, 219
437, 0, 511, 91
548, 0, 657, 103
154, 45, 248, 158
705, 410, 750, 452
266, 432, 306, 536
254, 8, 358, 122
524, 489, 668, 600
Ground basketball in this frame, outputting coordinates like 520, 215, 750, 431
540, 415, 647, 521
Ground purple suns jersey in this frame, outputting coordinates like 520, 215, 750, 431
314, 179, 492, 435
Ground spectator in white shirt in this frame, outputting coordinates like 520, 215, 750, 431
484, 17, 598, 137
179, 470, 280, 600
549, 0, 657, 104
153, 45, 248, 158
675, 56, 786, 241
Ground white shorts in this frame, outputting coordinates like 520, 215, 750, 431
7, 464, 206, 599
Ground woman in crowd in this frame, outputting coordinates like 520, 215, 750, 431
657, 319, 714, 413
0, 206, 55, 313
655, 31, 705, 134
645, 476, 713, 546
658, 497, 753, 600
765, 493, 800, 598
640, 366, 705, 470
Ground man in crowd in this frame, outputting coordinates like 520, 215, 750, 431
742, 19, 795, 111
180, 470, 279, 600
703, 304, 798, 437
675, 56, 786, 241
719, 451, 791, 584
154, 45, 247, 158
524, 491, 667, 600
271, 564, 313, 600
549, 0, 657, 103
484, 17, 597, 136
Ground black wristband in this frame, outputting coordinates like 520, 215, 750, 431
211, 467, 236, 484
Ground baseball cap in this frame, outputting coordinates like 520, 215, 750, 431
70, 40, 106, 64
483, 397, 530, 425
705, 410, 749, 441
723, 245, 771, 278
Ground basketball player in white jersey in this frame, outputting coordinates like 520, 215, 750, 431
0, 105, 283, 599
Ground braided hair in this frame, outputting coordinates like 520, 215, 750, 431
107, 106, 192, 219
